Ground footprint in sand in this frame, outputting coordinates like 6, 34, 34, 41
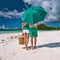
0, 56, 2, 60
10, 36, 14, 39
0, 39, 5, 43
12, 53, 16, 56
14, 36, 18, 38
2, 39, 5, 41
3, 44, 6, 46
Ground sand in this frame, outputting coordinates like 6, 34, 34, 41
0, 31, 60, 60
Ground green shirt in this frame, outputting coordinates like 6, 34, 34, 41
24, 24, 30, 30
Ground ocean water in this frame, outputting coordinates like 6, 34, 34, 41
0, 18, 22, 29
0, 30, 22, 34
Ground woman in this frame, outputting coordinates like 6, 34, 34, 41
22, 22, 30, 50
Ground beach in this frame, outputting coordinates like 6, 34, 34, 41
0, 31, 60, 60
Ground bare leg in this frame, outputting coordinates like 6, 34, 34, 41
31, 38, 34, 49
23, 33, 26, 49
26, 33, 29, 47
34, 37, 37, 49
23, 33, 29, 50
24, 33, 29, 50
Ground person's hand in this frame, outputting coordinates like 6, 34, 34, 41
22, 22, 26, 27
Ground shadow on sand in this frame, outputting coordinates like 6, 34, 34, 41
37, 42, 60, 48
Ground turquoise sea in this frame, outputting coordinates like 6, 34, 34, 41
0, 30, 22, 34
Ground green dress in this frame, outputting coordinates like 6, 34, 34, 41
23, 23, 30, 30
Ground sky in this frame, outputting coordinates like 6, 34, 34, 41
0, 0, 60, 19
0, 0, 60, 28
0, 0, 31, 18
0, 0, 31, 28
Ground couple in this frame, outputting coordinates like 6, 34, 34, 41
22, 22, 38, 50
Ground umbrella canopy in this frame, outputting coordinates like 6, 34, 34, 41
22, 6, 47, 24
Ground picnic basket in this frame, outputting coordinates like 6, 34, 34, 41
18, 36, 24, 45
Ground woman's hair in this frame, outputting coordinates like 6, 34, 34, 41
22, 20, 25, 23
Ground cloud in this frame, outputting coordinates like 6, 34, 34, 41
0, 9, 24, 18
53, 0, 60, 17
0, 0, 60, 21
0, 11, 11, 18
23, 0, 31, 4
23, 0, 30, 2
23, 0, 42, 6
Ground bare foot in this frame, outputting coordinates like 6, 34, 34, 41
25, 47, 28, 50
33, 46, 36, 49
22, 47, 26, 49
31, 47, 34, 50
22, 47, 28, 50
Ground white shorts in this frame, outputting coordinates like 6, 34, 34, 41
23, 30, 29, 33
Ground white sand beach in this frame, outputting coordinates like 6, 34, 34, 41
0, 31, 60, 60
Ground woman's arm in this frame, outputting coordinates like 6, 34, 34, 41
22, 22, 26, 31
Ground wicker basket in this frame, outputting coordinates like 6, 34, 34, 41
18, 36, 24, 45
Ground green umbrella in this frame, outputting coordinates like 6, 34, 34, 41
22, 6, 47, 24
